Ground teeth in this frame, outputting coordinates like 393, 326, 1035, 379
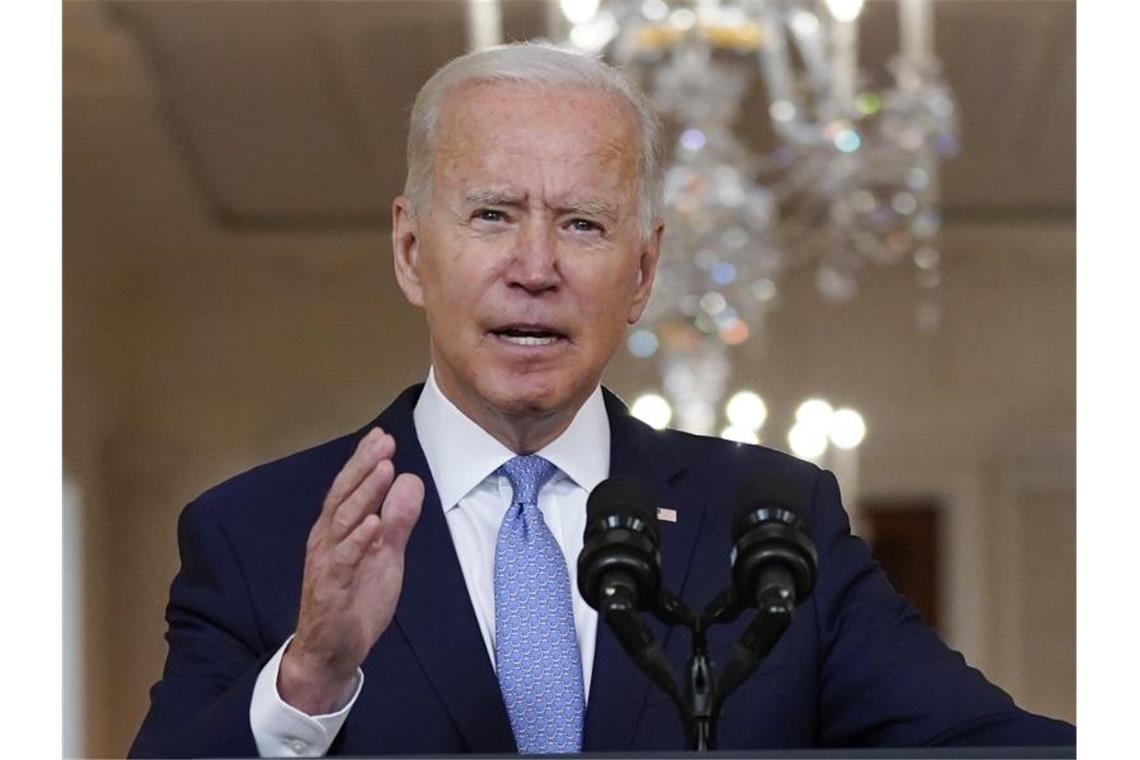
500, 334, 559, 346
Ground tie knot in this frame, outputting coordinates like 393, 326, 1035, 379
498, 455, 558, 507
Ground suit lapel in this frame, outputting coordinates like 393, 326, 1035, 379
378, 386, 517, 753
582, 389, 706, 751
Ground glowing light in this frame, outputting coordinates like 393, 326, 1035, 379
930, 94, 954, 119
699, 291, 727, 315
816, 265, 857, 302
560, 0, 600, 25
641, 0, 669, 22
721, 425, 760, 445
825, 0, 865, 23
695, 249, 718, 270
569, 16, 619, 51
796, 398, 834, 428
855, 92, 882, 115
891, 191, 918, 216
711, 261, 737, 285
631, 393, 672, 430
680, 128, 707, 152
713, 306, 738, 326
788, 423, 829, 462
678, 400, 715, 433
627, 329, 659, 358
769, 100, 796, 122
789, 10, 820, 36
670, 8, 697, 30
725, 391, 767, 430
829, 408, 866, 449
718, 319, 749, 346
834, 129, 861, 153
750, 278, 777, 302
913, 246, 940, 271
906, 167, 929, 190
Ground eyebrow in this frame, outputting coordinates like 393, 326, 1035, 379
556, 198, 619, 221
463, 189, 526, 208
462, 189, 621, 223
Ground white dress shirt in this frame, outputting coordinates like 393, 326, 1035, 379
249, 369, 608, 756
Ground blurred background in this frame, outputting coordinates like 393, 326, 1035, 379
62, 1, 1075, 756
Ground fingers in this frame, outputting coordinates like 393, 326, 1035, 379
331, 513, 383, 572
328, 459, 395, 542
326, 474, 422, 587
321, 429, 394, 519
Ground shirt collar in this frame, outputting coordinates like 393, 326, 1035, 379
413, 368, 611, 512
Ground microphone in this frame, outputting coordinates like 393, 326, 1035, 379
578, 477, 681, 704
717, 472, 819, 701
577, 476, 662, 614
730, 472, 818, 611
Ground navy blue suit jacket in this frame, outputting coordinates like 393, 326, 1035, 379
130, 385, 1074, 757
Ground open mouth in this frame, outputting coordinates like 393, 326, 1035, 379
490, 325, 568, 347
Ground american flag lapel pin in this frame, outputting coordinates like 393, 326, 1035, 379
657, 507, 677, 523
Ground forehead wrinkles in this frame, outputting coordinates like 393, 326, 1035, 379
432, 83, 639, 198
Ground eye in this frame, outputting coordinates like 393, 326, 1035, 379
567, 218, 603, 234
473, 209, 507, 223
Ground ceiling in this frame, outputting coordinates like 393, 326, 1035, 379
64, 0, 1075, 234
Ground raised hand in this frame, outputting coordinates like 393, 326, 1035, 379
278, 427, 424, 714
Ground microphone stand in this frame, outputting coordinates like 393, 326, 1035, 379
582, 488, 816, 752
605, 588, 797, 751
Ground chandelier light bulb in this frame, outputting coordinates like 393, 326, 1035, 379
627, 329, 659, 358
721, 425, 760, 445
829, 408, 867, 449
640, 0, 669, 22
669, 8, 698, 31
725, 391, 767, 431
825, 0, 866, 23
795, 398, 835, 429
788, 423, 829, 462
569, 15, 618, 51
631, 393, 672, 430
560, 0, 600, 25
789, 9, 820, 36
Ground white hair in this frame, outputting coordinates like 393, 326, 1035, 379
403, 42, 664, 240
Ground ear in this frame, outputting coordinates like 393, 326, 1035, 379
627, 220, 664, 325
392, 196, 425, 308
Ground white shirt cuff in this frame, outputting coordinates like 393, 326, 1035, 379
249, 634, 364, 757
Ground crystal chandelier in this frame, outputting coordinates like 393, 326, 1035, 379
549, 0, 960, 435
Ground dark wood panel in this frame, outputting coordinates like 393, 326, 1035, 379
864, 500, 942, 631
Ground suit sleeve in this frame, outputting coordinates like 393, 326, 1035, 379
808, 470, 1075, 747
129, 500, 268, 758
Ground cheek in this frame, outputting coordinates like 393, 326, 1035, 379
576, 260, 639, 313
420, 249, 482, 313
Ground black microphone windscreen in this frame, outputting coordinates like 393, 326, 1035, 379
586, 476, 658, 525
732, 471, 809, 539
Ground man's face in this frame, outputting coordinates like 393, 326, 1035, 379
393, 81, 661, 429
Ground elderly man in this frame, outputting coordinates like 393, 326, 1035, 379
130, 44, 1074, 758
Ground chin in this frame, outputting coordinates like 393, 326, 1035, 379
479, 371, 576, 418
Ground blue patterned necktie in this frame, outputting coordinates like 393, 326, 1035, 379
493, 455, 585, 754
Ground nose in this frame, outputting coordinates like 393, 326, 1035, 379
507, 218, 561, 294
